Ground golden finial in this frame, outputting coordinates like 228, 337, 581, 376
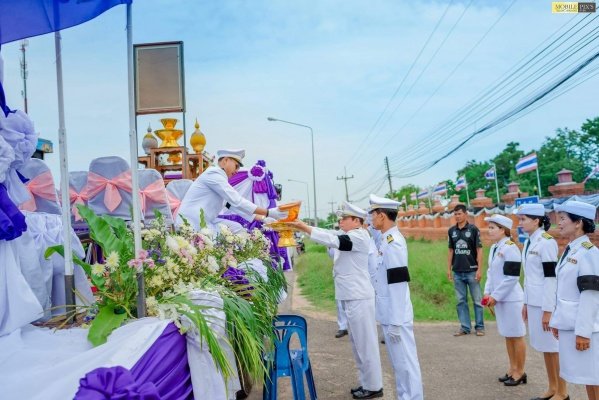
190, 117, 206, 154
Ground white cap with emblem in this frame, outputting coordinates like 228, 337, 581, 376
336, 201, 367, 219
513, 203, 546, 217
216, 149, 245, 167
368, 194, 401, 212
484, 214, 513, 229
555, 200, 596, 220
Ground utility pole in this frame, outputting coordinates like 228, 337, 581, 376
20, 40, 29, 113
336, 166, 354, 201
384, 156, 393, 196
328, 200, 336, 216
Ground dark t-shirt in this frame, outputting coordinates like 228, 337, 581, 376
448, 223, 482, 272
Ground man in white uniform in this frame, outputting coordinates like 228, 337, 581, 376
176, 149, 287, 232
369, 194, 423, 400
328, 247, 349, 338
290, 202, 384, 399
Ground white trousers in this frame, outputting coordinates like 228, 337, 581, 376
336, 300, 348, 330
382, 323, 424, 400
342, 298, 383, 391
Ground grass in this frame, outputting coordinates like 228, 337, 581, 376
295, 238, 496, 322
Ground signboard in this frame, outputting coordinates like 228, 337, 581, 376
514, 196, 540, 243
134, 41, 185, 115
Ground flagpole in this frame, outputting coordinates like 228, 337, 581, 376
465, 182, 471, 207
492, 163, 500, 204
536, 167, 542, 197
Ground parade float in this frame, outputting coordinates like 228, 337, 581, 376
0, 1, 293, 399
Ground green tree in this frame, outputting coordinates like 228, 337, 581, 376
537, 128, 586, 194
392, 184, 420, 208
456, 160, 492, 204
578, 117, 599, 190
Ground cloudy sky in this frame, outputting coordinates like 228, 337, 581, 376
1, 0, 598, 218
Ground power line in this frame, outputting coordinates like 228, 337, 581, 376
336, 166, 354, 201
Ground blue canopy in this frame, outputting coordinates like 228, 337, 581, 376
0, 0, 131, 45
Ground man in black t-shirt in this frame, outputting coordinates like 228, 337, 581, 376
447, 204, 485, 336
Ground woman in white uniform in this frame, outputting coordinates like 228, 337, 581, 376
515, 204, 568, 400
483, 214, 527, 386
550, 200, 599, 400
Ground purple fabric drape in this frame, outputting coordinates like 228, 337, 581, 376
0, 183, 27, 241
75, 323, 193, 400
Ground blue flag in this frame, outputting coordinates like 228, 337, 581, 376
0, 0, 131, 45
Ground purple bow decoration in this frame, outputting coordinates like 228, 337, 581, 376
75, 366, 161, 400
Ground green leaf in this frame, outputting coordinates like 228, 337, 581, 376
78, 205, 131, 256
45, 245, 104, 288
88, 304, 129, 346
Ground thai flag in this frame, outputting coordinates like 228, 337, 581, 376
455, 176, 467, 190
417, 189, 429, 199
583, 165, 599, 183
484, 167, 495, 180
516, 153, 538, 174
410, 192, 417, 201
433, 183, 447, 195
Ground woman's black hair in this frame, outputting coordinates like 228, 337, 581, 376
524, 214, 551, 232
565, 212, 596, 234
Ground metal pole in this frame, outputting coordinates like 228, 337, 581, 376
465, 182, 471, 207
492, 164, 500, 204
126, 3, 146, 317
20, 40, 28, 113
536, 167, 543, 197
55, 32, 76, 323
384, 156, 393, 195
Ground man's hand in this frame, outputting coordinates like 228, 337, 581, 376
486, 296, 496, 307
267, 207, 289, 220
286, 220, 311, 233
542, 311, 552, 332
576, 335, 591, 351
447, 270, 454, 282
475, 269, 482, 282
551, 327, 559, 339
522, 305, 528, 323
263, 217, 277, 224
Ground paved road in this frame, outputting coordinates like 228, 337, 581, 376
248, 271, 587, 400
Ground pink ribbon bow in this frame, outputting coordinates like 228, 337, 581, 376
167, 191, 182, 218
19, 171, 57, 212
86, 170, 133, 212
139, 179, 168, 214
69, 187, 89, 221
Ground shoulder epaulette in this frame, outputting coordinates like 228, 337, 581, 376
542, 232, 553, 240
386, 234, 394, 244
505, 240, 515, 246
582, 241, 595, 250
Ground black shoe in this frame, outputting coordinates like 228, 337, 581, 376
335, 329, 348, 338
504, 373, 527, 386
352, 388, 384, 399
380, 338, 385, 344
498, 373, 511, 382
350, 386, 362, 394
530, 396, 552, 400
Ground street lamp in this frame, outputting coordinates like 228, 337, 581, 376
268, 117, 318, 224
288, 179, 311, 225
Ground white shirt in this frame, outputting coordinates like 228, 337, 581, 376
522, 228, 558, 311
373, 226, 414, 326
310, 227, 374, 301
484, 237, 524, 302
550, 235, 599, 338
176, 166, 257, 230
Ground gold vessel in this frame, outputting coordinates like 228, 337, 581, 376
155, 118, 183, 164
190, 118, 206, 154
266, 201, 302, 247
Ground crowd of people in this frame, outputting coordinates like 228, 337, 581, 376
289, 197, 598, 400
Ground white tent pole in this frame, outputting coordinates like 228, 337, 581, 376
55, 31, 76, 322
126, 3, 146, 317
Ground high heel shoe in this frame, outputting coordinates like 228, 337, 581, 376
504, 373, 527, 386
497, 374, 511, 382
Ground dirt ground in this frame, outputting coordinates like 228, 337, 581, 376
248, 271, 587, 400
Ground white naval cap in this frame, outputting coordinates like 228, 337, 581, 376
368, 194, 401, 212
336, 201, 367, 219
513, 203, 546, 217
217, 149, 245, 166
555, 200, 597, 220
484, 214, 513, 230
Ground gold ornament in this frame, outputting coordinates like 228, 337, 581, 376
190, 118, 206, 154
154, 118, 183, 164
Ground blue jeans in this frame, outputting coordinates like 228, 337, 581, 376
453, 271, 484, 333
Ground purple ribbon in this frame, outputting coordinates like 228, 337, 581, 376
75, 323, 192, 400
221, 266, 250, 286
0, 183, 27, 241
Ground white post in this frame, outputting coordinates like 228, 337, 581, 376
493, 165, 500, 204
55, 31, 76, 322
536, 167, 543, 198
126, 3, 146, 317
465, 182, 471, 207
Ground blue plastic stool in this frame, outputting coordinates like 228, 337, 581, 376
263, 315, 317, 400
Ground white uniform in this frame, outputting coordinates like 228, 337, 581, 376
328, 248, 348, 331
373, 226, 423, 400
176, 167, 257, 232
549, 235, 599, 385
522, 228, 559, 352
311, 227, 383, 392
484, 237, 526, 338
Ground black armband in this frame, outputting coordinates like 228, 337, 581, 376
338, 235, 353, 251
577, 275, 599, 292
542, 262, 557, 278
387, 266, 410, 284
225, 202, 231, 209
503, 261, 521, 277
